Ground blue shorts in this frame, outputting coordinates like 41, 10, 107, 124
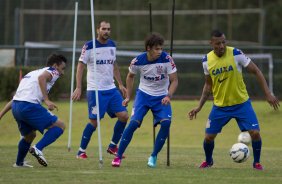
87, 88, 127, 120
206, 99, 259, 134
12, 101, 58, 135
131, 90, 172, 127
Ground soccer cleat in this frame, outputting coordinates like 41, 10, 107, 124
111, 156, 121, 167
147, 156, 157, 168
13, 161, 33, 168
199, 160, 213, 168
253, 163, 263, 170
29, 146, 48, 167
107, 146, 125, 158
76, 151, 88, 159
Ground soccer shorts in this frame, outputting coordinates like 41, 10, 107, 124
206, 99, 259, 134
87, 88, 127, 120
130, 89, 172, 127
12, 100, 58, 135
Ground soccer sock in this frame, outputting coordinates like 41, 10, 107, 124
79, 123, 96, 150
16, 138, 31, 165
252, 139, 262, 164
151, 120, 171, 157
117, 120, 139, 159
203, 140, 214, 164
36, 126, 63, 151
109, 120, 127, 148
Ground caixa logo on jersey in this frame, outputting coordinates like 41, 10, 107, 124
144, 74, 165, 81
156, 65, 163, 74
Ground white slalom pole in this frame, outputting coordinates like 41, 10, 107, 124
90, 0, 103, 167
68, 1, 78, 152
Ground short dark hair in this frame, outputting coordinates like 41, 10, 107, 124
211, 30, 224, 37
97, 20, 110, 29
145, 32, 164, 50
46, 54, 67, 66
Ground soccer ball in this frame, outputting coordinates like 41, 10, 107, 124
238, 131, 251, 145
229, 143, 250, 163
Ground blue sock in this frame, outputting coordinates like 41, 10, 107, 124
117, 120, 139, 158
36, 126, 63, 151
252, 139, 262, 164
109, 120, 127, 148
79, 123, 96, 150
152, 120, 171, 157
203, 140, 214, 164
16, 138, 31, 165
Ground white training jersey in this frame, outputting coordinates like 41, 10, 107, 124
129, 51, 177, 96
13, 67, 60, 104
79, 39, 116, 90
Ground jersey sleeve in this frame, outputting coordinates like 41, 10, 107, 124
46, 67, 60, 79
233, 48, 251, 67
79, 43, 90, 64
128, 57, 139, 74
165, 55, 177, 74
202, 55, 209, 75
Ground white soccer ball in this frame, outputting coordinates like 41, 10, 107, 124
238, 131, 251, 145
229, 143, 250, 163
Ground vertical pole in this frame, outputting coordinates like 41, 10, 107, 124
90, 0, 103, 167
167, 0, 175, 167
149, 2, 156, 148
68, 1, 78, 152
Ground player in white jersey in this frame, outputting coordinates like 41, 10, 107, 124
112, 33, 178, 167
72, 20, 129, 159
0, 54, 67, 167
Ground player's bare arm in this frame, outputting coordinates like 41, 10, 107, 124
0, 100, 12, 120
188, 75, 212, 120
123, 72, 135, 106
113, 62, 127, 98
162, 72, 178, 105
72, 61, 85, 101
38, 71, 58, 111
246, 61, 280, 110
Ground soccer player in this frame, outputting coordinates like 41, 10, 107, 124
111, 32, 178, 167
0, 54, 67, 167
72, 20, 129, 159
188, 30, 280, 170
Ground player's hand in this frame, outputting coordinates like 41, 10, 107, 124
161, 96, 171, 105
188, 107, 201, 120
266, 93, 280, 110
45, 99, 58, 111
119, 84, 127, 98
72, 88, 82, 101
122, 98, 130, 107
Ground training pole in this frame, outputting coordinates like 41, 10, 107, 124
149, 2, 156, 147
68, 1, 78, 152
90, 0, 103, 167
167, 0, 175, 167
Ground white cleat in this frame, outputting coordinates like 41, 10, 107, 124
29, 146, 48, 167
13, 161, 33, 168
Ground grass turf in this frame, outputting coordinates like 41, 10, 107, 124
0, 100, 281, 184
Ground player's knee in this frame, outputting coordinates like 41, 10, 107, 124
24, 131, 36, 143
89, 119, 97, 128
128, 120, 140, 130
54, 120, 66, 131
160, 120, 171, 129
118, 112, 129, 122
249, 130, 261, 141
205, 134, 216, 143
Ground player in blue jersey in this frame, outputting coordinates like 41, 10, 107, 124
72, 20, 129, 159
111, 32, 178, 167
0, 54, 67, 167
188, 30, 279, 170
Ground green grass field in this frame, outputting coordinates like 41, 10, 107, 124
0, 100, 281, 184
